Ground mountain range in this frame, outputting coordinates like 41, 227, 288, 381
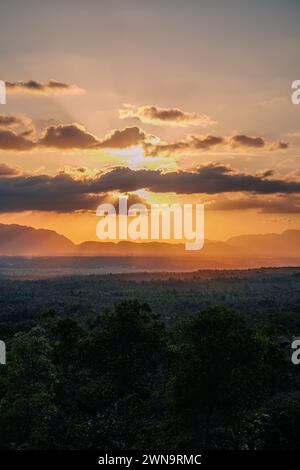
0, 223, 299, 268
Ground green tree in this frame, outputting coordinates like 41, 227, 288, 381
239, 399, 300, 449
73, 300, 167, 448
167, 306, 286, 448
0, 327, 57, 449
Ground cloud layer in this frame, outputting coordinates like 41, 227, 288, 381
0, 122, 149, 151
144, 134, 290, 156
209, 195, 300, 214
0, 110, 290, 155
0, 164, 300, 213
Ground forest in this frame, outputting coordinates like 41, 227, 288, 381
0, 267, 299, 449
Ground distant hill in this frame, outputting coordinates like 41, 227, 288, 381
227, 230, 300, 257
0, 224, 299, 267
76, 239, 244, 258
0, 224, 75, 256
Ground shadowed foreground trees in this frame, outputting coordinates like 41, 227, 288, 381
0, 301, 296, 449
0, 327, 57, 449
166, 306, 289, 448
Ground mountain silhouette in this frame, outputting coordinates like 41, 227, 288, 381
0, 224, 299, 268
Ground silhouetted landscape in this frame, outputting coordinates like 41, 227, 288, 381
1, 223, 300, 270
1, 226, 300, 450
1, 0, 300, 458
0, 266, 300, 449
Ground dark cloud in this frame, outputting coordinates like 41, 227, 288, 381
6, 80, 84, 95
144, 135, 224, 156
230, 134, 265, 148
257, 170, 274, 178
144, 133, 289, 156
0, 122, 147, 151
270, 141, 290, 151
38, 124, 147, 150
0, 163, 20, 177
120, 104, 215, 127
209, 195, 300, 214
0, 164, 300, 212
38, 124, 100, 149
0, 115, 290, 155
0, 172, 99, 212
97, 126, 147, 149
0, 129, 36, 151
230, 135, 290, 151
0, 169, 150, 212
91, 165, 300, 195
0, 115, 28, 128
0, 115, 35, 145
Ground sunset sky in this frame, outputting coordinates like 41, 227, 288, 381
0, 0, 300, 243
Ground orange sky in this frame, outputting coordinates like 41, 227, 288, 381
0, 0, 300, 244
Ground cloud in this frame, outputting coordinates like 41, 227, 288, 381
38, 124, 148, 150
230, 134, 265, 148
0, 114, 31, 129
270, 141, 290, 151
0, 121, 148, 152
230, 134, 290, 151
97, 126, 147, 149
6, 80, 85, 95
255, 169, 274, 178
0, 114, 290, 155
39, 124, 100, 149
0, 129, 36, 151
97, 192, 149, 214
0, 163, 20, 177
119, 104, 215, 127
0, 168, 148, 212
0, 115, 35, 143
144, 135, 224, 156
0, 164, 300, 213
144, 133, 290, 156
209, 195, 300, 214
0, 171, 99, 212
91, 165, 300, 195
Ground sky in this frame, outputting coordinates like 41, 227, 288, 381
0, 0, 299, 243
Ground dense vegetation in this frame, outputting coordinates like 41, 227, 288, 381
1, 267, 300, 329
0, 268, 300, 449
